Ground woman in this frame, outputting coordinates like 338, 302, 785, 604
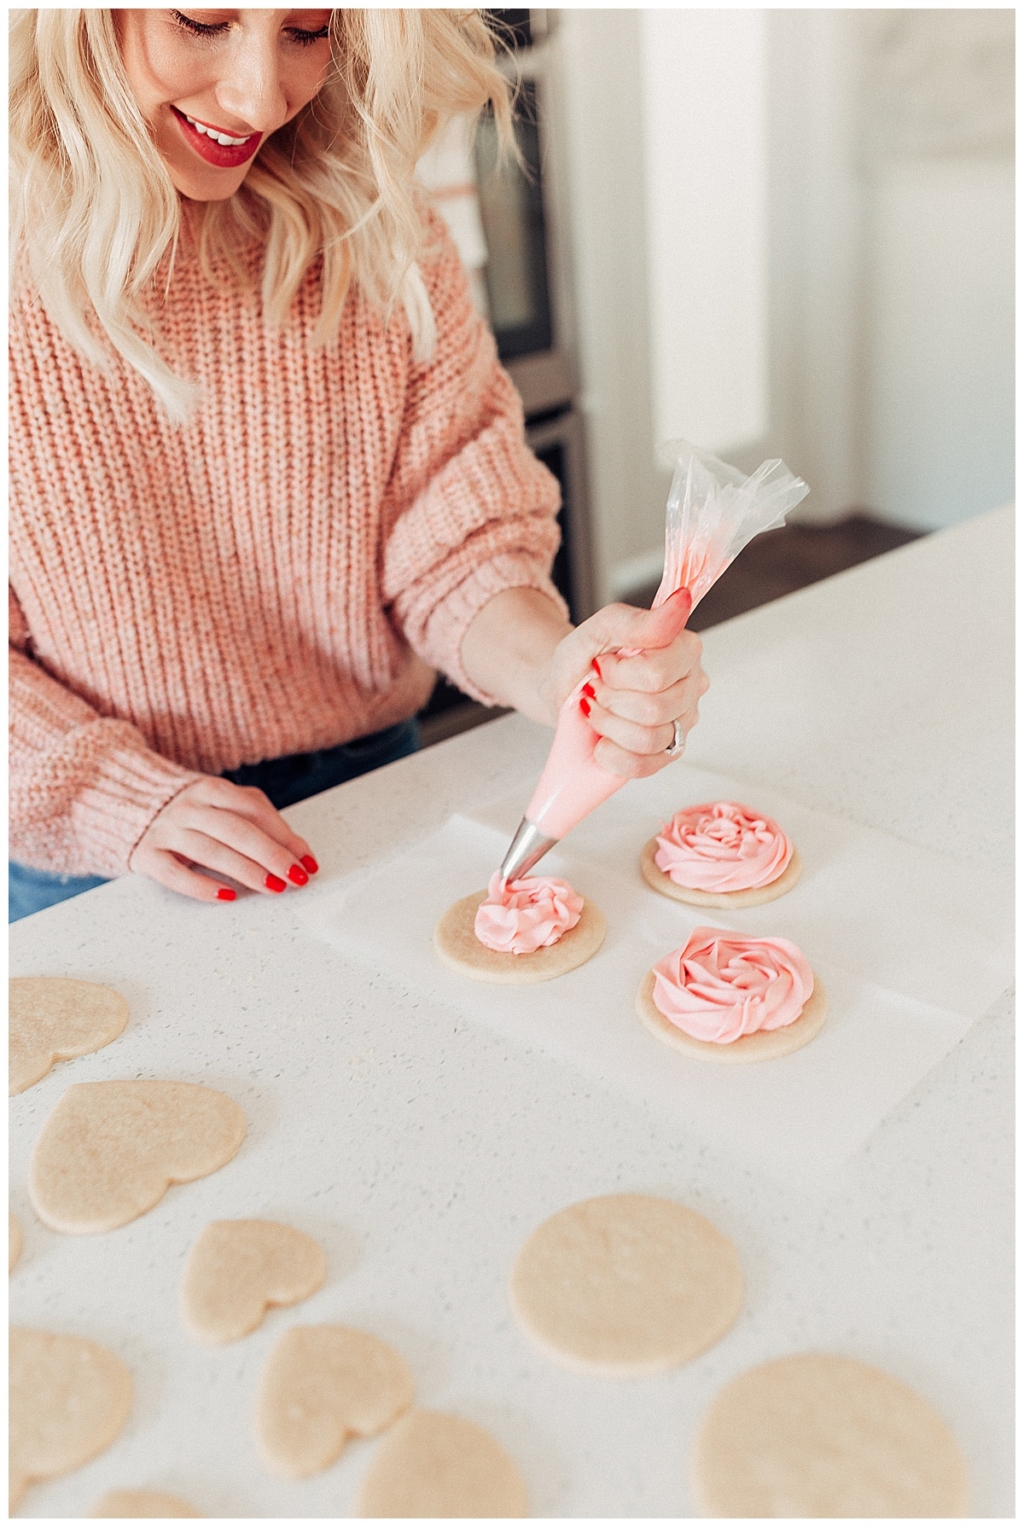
9, 8, 707, 921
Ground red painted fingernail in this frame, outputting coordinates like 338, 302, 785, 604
580, 696, 591, 717
216, 887, 236, 902
592, 657, 602, 679
287, 864, 308, 886
300, 854, 319, 875
582, 682, 596, 699
265, 873, 286, 893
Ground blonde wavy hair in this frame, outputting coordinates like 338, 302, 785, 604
10, 8, 513, 419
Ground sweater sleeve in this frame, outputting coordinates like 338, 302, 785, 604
8, 585, 201, 877
380, 207, 568, 704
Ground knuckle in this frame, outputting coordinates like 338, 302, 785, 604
638, 694, 665, 727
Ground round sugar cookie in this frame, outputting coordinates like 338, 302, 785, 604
636, 969, 827, 1063
691, 1352, 969, 1517
92, 1490, 202, 1517
434, 890, 605, 984
640, 838, 803, 908
10, 977, 129, 1094
357, 1409, 529, 1518
10, 1328, 133, 1513
510, 1193, 743, 1377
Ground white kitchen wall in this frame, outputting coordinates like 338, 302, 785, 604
551, 8, 1014, 599
857, 11, 1014, 530
638, 9, 769, 456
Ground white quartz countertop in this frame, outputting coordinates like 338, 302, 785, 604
10, 504, 1014, 1518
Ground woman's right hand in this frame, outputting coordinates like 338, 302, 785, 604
129, 777, 318, 903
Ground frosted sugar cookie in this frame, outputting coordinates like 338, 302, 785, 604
691, 1352, 969, 1517
257, 1324, 414, 1477
92, 1490, 202, 1517
29, 1081, 246, 1234
10, 977, 129, 1094
637, 926, 826, 1063
510, 1193, 743, 1377
10, 1212, 23, 1272
10, 1328, 133, 1513
357, 1409, 529, 1518
435, 871, 605, 983
182, 1219, 326, 1343
640, 801, 801, 908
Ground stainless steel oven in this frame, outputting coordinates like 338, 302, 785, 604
419, 10, 595, 740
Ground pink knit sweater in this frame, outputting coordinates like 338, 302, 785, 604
9, 208, 564, 877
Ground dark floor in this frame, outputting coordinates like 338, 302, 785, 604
626, 511, 923, 631
418, 512, 924, 746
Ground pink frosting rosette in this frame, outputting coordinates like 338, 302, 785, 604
654, 801, 793, 893
474, 872, 584, 956
651, 926, 813, 1044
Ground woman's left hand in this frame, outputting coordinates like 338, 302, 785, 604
543, 587, 709, 779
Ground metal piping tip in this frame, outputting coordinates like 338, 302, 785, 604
499, 817, 560, 885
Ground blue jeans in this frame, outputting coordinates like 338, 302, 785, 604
8, 718, 420, 923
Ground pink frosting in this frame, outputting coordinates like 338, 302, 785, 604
654, 801, 793, 893
651, 926, 813, 1044
474, 872, 584, 956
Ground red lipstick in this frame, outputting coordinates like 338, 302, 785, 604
170, 105, 262, 168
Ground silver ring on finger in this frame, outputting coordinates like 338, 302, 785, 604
665, 717, 687, 759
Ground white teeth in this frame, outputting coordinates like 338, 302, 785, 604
182, 113, 250, 146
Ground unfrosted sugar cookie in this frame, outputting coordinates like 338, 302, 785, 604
510, 1193, 743, 1377
92, 1490, 202, 1517
435, 871, 605, 984
691, 1352, 969, 1517
357, 1409, 529, 1518
640, 801, 801, 909
29, 1081, 247, 1234
10, 1328, 133, 1513
637, 926, 826, 1063
181, 1219, 326, 1343
9, 977, 130, 1094
257, 1325, 414, 1477
10, 1212, 23, 1272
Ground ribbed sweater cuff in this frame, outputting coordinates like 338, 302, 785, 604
434, 555, 570, 706
74, 746, 202, 878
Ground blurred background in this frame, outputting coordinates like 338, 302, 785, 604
417, 8, 1014, 740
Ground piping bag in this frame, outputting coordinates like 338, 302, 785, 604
499, 441, 810, 882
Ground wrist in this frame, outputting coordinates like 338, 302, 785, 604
460, 588, 572, 726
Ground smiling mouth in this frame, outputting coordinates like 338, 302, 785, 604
170, 106, 262, 167
180, 111, 254, 147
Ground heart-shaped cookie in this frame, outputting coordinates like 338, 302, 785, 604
91, 1489, 202, 1517
10, 978, 129, 1094
356, 1409, 530, 1517
257, 1325, 414, 1477
10, 1328, 133, 1513
29, 1081, 247, 1234
181, 1220, 326, 1343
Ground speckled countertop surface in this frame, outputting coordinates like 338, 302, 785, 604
10, 505, 1013, 1518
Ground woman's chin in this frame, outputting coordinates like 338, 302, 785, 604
170, 170, 250, 202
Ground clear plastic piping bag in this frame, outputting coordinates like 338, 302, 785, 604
652, 440, 810, 612
502, 444, 810, 878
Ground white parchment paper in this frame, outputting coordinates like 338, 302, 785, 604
296, 767, 1011, 1181
468, 762, 1015, 1025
